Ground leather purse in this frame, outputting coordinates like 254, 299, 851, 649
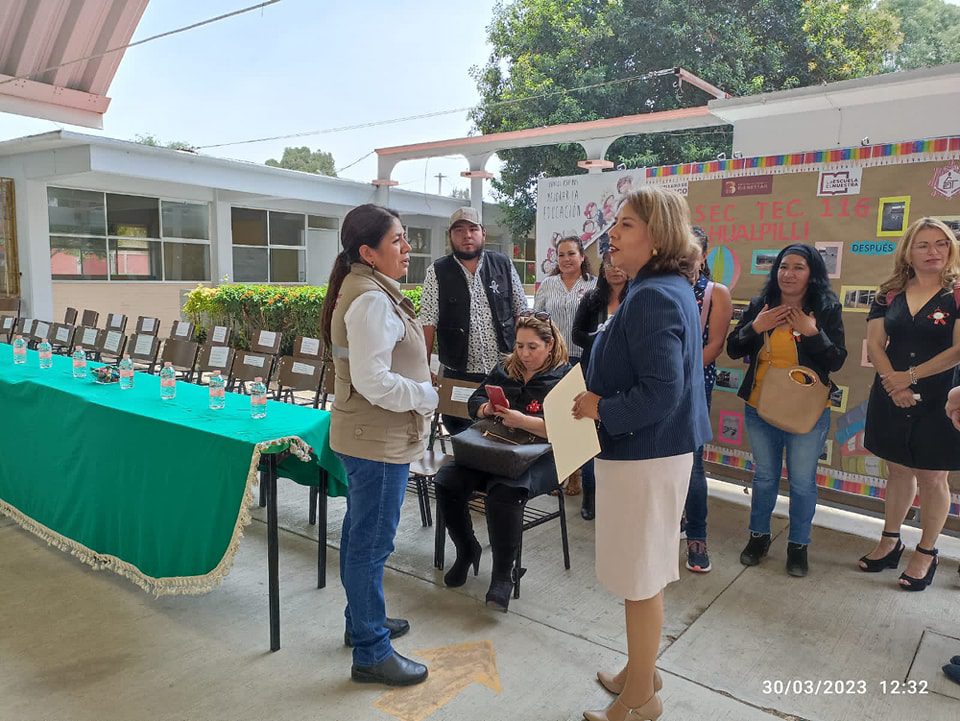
756, 333, 828, 435
450, 418, 552, 479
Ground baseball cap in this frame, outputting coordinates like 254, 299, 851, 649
448, 207, 482, 229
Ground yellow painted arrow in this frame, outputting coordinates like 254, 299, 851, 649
373, 640, 501, 721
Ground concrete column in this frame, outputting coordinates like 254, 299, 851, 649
578, 139, 617, 174
16, 179, 54, 319
461, 153, 494, 222
211, 191, 233, 284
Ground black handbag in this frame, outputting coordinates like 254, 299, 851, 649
450, 418, 552, 479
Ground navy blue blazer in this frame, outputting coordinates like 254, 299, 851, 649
586, 269, 712, 461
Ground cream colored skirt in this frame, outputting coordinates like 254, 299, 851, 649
595, 454, 693, 601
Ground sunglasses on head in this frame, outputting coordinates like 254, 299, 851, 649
518, 310, 551, 321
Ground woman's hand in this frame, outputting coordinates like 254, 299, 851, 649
571, 391, 601, 421
881, 370, 913, 395
890, 388, 918, 409
946, 386, 960, 431
786, 308, 818, 337
494, 407, 528, 429
478, 401, 493, 418
751, 304, 791, 333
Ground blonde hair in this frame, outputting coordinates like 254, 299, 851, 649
878, 217, 960, 297
621, 186, 698, 276
503, 315, 568, 380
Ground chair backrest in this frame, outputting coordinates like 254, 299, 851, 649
436, 372, 481, 419
100, 329, 127, 361
15, 317, 35, 337
249, 328, 282, 355
0, 314, 16, 342
80, 309, 99, 327
136, 316, 160, 336
30, 320, 53, 342
76, 325, 102, 353
207, 324, 232, 346
169, 320, 194, 341
105, 313, 127, 333
129, 333, 161, 371
49, 323, 77, 350
0, 297, 20, 314
275, 355, 323, 393
292, 335, 323, 360
230, 350, 275, 384
63, 307, 78, 325
160, 337, 199, 372
195, 342, 236, 376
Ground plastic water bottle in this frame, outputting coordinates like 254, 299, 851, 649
38, 339, 53, 369
119, 354, 134, 390
250, 377, 267, 419
72, 346, 87, 378
209, 371, 226, 410
160, 362, 177, 400
12, 335, 27, 365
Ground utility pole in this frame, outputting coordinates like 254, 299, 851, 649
434, 172, 446, 195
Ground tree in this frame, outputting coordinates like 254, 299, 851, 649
471, 0, 902, 239
881, 0, 960, 70
449, 187, 472, 200
133, 133, 197, 152
265, 146, 337, 176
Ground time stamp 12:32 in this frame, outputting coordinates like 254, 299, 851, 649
761, 679, 929, 695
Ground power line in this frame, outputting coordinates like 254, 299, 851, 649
0, 1, 284, 89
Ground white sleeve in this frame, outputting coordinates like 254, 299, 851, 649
344, 292, 439, 415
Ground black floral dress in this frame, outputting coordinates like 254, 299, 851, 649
864, 288, 960, 470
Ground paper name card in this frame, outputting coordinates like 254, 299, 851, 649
208, 345, 230, 368
292, 361, 315, 375
299, 337, 320, 356
55, 327, 70, 342
258, 330, 277, 348
175, 323, 190, 337
104, 331, 122, 353
450, 386, 475, 403
34, 322, 50, 339
108, 315, 123, 329
1, 317, 12, 329
141, 318, 156, 333
244, 354, 265, 367
82, 328, 98, 346
211, 326, 228, 343
134, 335, 154, 355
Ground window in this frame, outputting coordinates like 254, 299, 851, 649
404, 227, 431, 284
512, 237, 538, 284
47, 187, 211, 281
231, 207, 307, 283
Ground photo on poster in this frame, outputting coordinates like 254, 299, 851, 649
841, 285, 879, 313
714, 367, 744, 393
876, 196, 911, 237
718, 411, 744, 446
750, 249, 780, 275
819, 439, 833, 465
935, 215, 960, 239
730, 300, 751, 325
861, 339, 873, 368
814, 241, 843, 279
829, 384, 849, 414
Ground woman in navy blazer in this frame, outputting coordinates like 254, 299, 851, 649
573, 186, 711, 721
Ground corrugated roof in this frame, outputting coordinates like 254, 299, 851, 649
0, 0, 149, 128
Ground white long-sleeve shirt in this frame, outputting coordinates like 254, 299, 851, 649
343, 291, 438, 416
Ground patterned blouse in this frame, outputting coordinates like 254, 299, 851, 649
533, 274, 597, 360
693, 273, 717, 396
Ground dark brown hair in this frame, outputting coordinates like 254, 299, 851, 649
550, 235, 592, 280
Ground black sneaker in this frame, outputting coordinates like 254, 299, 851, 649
686, 540, 712, 573
739, 533, 771, 566
786, 542, 809, 577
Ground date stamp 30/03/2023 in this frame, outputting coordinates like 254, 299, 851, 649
761, 679, 929, 696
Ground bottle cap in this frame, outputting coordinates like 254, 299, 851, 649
123, 354, 131, 359
14, 334, 21, 340
75, 345, 82, 350
254, 376, 263, 382
164, 361, 172, 367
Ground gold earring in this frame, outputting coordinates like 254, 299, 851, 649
651, 248, 659, 257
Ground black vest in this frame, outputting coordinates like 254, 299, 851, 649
434, 251, 517, 371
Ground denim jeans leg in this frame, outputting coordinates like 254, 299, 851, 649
743, 405, 785, 536
684, 394, 712, 542
783, 407, 831, 545
336, 453, 409, 667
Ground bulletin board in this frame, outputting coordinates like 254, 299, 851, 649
537, 137, 960, 527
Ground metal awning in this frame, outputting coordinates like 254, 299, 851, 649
0, 0, 149, 128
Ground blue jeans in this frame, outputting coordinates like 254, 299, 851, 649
743, 405, 831, 545
684, 393, 712, 542
337, 453, 409, 666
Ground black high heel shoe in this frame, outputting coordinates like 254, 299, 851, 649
858, 530, 904, 572
898, 545, 938, 592
443, 538, 482, 588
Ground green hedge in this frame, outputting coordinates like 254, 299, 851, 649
182, 284, 422, 355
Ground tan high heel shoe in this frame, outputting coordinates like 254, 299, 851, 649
596, 668, 662, 695
583, 693, 662, 721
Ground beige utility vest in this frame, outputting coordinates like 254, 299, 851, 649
329, 263, 431, 463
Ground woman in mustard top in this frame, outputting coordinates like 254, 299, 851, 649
726, 244, 846, 577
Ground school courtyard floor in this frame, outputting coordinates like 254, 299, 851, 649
2, 477, 958, 721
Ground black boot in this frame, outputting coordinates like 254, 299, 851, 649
580, 487, 595, 520
436, 486, 482, 588
739, 532, 771, 566
786, 542, 809, 577
484, 494, 525, 613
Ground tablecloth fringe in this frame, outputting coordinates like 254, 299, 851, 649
0, 434, 315, 597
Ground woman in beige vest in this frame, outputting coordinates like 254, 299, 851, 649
320, 204, 438, 687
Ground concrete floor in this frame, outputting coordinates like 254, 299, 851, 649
1, 480, 958, 721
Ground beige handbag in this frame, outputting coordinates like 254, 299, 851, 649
756, 333, 828, 435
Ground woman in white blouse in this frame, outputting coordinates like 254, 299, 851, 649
535, 236, 597, 365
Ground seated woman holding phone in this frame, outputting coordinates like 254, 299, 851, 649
434, 310, 570, 612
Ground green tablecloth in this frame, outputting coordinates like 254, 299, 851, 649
0, 343, 345, 595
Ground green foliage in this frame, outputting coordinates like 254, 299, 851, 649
133, 134, 197, 152
265, 146, 338, 176
182, 284, 421, 354
473, 0, 906, 240
881, 0, 960, 70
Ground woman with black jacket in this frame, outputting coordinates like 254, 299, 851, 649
726, 244, 846, 577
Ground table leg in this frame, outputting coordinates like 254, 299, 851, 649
318, 468, 328, 589
266, 453, 280, 652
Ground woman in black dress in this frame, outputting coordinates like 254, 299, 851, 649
859, 217, 960, 591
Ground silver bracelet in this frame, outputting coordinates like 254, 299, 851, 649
908, 366, 918, 386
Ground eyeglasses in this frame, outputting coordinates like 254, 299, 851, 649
518, 310, 551, 321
